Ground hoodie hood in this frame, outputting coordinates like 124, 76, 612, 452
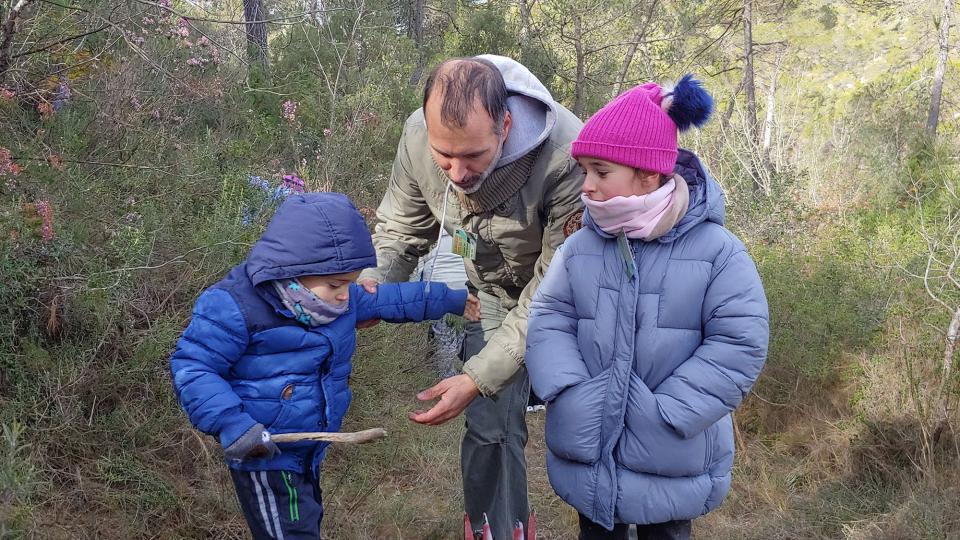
476, 54, 558, 168
246, 192, 376, 287
583, 148, 725, 243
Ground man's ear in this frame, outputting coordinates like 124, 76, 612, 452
500, 110, 512, 140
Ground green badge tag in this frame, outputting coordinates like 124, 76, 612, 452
451, 228, 477, 260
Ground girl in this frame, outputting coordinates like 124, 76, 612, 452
525, 76, 769, 540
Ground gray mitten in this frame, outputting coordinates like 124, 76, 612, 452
224, 423, 281, 462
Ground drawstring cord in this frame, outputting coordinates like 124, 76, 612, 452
423, 181, 452, 295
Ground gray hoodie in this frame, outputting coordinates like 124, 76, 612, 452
361, 55, 585, 396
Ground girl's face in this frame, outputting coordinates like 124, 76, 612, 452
579, 158, 662, 201
299, 270, 361, 305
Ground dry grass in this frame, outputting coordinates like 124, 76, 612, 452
5, 306, 958, 539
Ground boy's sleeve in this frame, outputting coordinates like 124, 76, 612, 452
351, 281, 467, 323
525, 244, 592, 402
170, 288, 258, 449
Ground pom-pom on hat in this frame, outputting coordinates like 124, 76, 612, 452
570, 74, 713, 175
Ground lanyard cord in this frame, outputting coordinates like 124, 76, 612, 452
423, 181, 452, 294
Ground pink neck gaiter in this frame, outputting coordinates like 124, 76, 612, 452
581, 178, 676, 240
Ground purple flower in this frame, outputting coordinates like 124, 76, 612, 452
282, 174, 305, 193
52, 82, 71, 111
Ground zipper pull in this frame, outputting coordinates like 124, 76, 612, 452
617, 232, 637, 280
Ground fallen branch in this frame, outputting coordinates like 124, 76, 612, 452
271, 428, 387, 444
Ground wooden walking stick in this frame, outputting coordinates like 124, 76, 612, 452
270, 427, 387, 444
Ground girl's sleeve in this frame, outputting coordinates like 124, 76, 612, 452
525, 244, 591, 401
170, 289, 258, 448
654, 248, 770, 439
351, 281, 467, 323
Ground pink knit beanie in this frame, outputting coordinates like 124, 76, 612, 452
571, 75, 713, 175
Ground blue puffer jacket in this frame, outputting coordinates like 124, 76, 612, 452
170, 193, 467, 475
526, 150, 769, 529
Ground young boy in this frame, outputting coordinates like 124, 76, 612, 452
170, 192, 478, 539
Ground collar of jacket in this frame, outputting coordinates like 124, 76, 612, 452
436, 142, 544, 214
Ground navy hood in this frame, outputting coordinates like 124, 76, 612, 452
246, 192, 377, 286
583, 148, 725, 243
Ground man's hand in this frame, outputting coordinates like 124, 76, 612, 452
408, 374, 481, 426
463, 293, 481, 321
355, 278, 381, 329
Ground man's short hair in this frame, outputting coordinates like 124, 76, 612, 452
423, 57, 508, 134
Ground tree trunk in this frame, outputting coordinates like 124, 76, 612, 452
612, 0, 659, 98
243, 0, 269, 78
743, 0, 760, 193
0, 0, 37, 81
933, 306, 960, 444
722, 75, 746, 131
519, 0, 533, 59
761, 49, 784, 174
408, 0, 426, 85
573, 12, 586, 118
926, 0, 954, 137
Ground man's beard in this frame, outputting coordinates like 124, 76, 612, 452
447, 136, 505, 195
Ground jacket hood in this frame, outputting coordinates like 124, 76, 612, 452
583, 148, 724, 243
246, 192, 376, 287
476, 54, 559, 168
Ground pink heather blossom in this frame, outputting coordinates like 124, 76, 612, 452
186, 57, 201, 66
198, 36, 210, 47
1, 88, 15, 100
1, 147, 21, 176
322, 128, 332, 137
48, 154, 64, 170
36, 200, 54, 242
281, 100, 298, 123
142, 16, 155, 25
177, 26, 190, 38
158, 0, 170, 6
37, 102, 54, 119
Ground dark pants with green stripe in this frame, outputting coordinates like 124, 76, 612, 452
230, 468, 323, 540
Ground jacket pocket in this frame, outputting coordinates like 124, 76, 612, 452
240, 397, 283, 427
617, 373, 708, 477
703, 422, 716, 471
270, 381, 325, 433
545, 367, 611, 464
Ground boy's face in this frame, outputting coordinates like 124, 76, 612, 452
299, 270, 361, 305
